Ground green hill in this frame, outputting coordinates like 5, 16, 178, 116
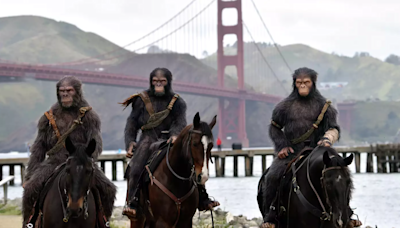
0, 15, 130, 64
204, 42, 400, 101
1, 15, 400, 151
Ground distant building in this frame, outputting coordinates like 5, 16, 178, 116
318, 82, 349, 90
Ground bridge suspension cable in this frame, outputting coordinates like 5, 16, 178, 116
48, 0, 199, 66
249, 0, 292, 73
57, 0, 216, 66
243, 21, 288, 95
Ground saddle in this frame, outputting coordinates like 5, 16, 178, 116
143, 140, 170, 183
26, 163, 109, 228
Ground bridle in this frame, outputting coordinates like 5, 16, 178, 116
60, 156, 95, 223
290, 148, 350, 228
145, 126, 213, 228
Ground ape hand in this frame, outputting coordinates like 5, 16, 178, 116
278, 147, 294, 159
126, 141, 137, 158
317, 139, 332, 147
168, 136, 177, 144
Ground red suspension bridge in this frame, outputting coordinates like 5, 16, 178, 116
0, 0, 354, 147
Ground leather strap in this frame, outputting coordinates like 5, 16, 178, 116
139, 91, 155, 116
291, 100, 331, 145
145, 165, 196, 227
167, 94, 179, 110
44, 109, 61, 140
291, 163, 325, 219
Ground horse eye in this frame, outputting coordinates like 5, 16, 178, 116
193, 143, 199, 147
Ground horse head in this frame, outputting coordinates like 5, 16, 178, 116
184, 112, 216, 185
64, 137, 96, 218
320, 149, 354, 228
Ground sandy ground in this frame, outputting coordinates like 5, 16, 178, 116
0, 215, 22, 228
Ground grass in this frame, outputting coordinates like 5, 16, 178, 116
0, 204, 22, 215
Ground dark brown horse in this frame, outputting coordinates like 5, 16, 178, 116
40, 137, 98, 228
130, 112, 216, 228
258, 147, 356, 228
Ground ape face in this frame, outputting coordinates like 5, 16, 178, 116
59, 83, 77, 108
152, 70, 168, 96
295, 75, 313, 97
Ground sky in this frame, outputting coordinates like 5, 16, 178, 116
1, 0, 400, 61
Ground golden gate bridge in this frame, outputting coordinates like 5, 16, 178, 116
0, 0, 354, 146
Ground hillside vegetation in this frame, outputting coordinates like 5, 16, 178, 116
1, 15, 400, 151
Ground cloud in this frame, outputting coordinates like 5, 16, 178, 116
1, 0, 399, 60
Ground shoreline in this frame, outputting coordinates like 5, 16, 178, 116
0, 198, 375, 228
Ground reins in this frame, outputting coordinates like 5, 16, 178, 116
145, 127, 215, 228
290, 148, 347, 228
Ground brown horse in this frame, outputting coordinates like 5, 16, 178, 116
130, 112, 216, 228
40, 137, 98, 228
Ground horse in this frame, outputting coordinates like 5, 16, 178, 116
40, 137, 98, 228
130, 112, 216, 228
258, 146, 356, 228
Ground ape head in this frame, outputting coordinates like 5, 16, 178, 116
56, 76, 84, 109
292, 67, 318, 97
149, 68, 173, 96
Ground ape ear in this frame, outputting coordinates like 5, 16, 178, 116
209, 115, 217, 129
323, 151, 331, 165
343, 153, 353, 166
86, 139, 96, 157
65, 137, 76, 155
193, 112, 200, 129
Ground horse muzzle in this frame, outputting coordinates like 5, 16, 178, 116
197, 172, 209, 185
67, 196, 84, 218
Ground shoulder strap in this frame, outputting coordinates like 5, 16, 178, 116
139, 91, 155, 116
44, 109, 61, 140
291, 100, 331, 145
167, 94, 180, 110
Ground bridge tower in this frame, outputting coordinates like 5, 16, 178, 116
217, 0, 249, 147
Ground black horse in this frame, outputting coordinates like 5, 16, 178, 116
40, 138, 98, 228
258, 147, 356, 228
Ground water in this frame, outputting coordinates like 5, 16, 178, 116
1, 153, 399, 227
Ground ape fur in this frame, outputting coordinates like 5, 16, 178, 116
261, 67, 340, 221
22, 76, 116, 226
123, 68, 187, 205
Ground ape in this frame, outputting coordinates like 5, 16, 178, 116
22, 76, 116, 227
121, 67, 219, 220
261, 67, 342, 227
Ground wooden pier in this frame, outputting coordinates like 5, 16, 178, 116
211, 144, 400, 177
1, 144, 399, 184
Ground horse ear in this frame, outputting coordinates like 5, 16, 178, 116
86, 139, 96, 157
193, 112, 200, 128
65, 137, 76, 155
209, 115, 217, 129
344, 153, 354, 166
323, 151, 331, 165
